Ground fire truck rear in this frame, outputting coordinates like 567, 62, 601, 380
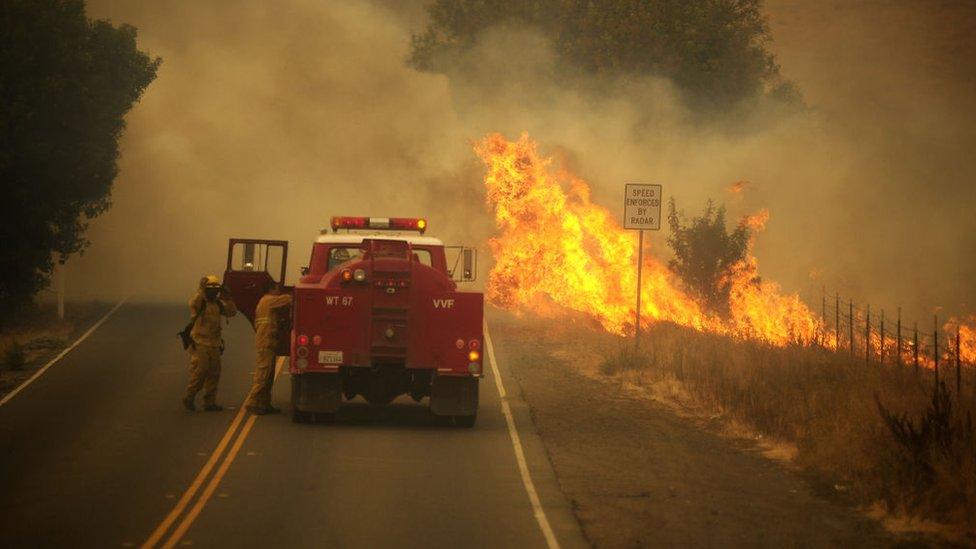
224, 217, 483, 427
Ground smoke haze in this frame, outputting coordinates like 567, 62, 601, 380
71, 0, 975, 325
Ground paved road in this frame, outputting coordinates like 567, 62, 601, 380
0, 303, 586, 548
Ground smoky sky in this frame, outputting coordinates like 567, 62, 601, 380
71, 0, 975, 325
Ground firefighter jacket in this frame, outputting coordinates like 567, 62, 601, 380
254, 294, 292, 350
189, 292, 237, 348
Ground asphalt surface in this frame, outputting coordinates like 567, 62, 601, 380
0, 303, 586, 548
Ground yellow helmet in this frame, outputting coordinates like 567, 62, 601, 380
204, 275, 221, 288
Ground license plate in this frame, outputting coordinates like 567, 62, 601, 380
319, 350, 343, 364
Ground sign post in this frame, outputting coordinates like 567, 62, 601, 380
624, 183, 662, 349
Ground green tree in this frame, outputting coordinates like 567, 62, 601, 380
0, 0, 159, 320
409, 0, 796, 111
666, 198, 750, 315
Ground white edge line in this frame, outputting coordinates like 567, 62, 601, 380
484, 320, 561, 549
0, 297, 129, 407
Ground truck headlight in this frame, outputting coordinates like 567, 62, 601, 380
353, 268, 366, 282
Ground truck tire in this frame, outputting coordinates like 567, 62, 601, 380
313, 412, 336, 424
292, 409, 311, 424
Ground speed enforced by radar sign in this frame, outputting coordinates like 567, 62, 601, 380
624, 183, 662, 230
624, 182, 662, 350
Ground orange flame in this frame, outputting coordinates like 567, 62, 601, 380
945, 316, 976, 364
476, 132, 828, 346
728, 180, 750, 194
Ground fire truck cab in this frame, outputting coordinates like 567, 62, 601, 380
223, 217, 483, 427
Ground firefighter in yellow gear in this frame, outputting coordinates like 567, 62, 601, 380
184, 275, 237, 411
244, 283, 292, 415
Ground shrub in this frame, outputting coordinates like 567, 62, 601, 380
666, 199, 751, 316
2, 339, 26, 371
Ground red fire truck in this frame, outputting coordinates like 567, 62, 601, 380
223, 217, 483, 426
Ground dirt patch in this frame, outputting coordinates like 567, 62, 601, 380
488, 310, 942, 547
0, 301, 113, 399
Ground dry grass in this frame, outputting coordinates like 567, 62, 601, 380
1, 338, 27, 371
0, 301, 103, 380
599, 322, 976, 536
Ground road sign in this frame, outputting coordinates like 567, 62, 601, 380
623, 183, 662, 230
624, 183, 663, 350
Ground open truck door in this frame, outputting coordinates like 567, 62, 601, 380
224, 239, 291, 355
445, 246, 478, 282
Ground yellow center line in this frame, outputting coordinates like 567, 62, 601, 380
162, 413, 258, 549
142, 357, 287, 548
141, 407, 247, 549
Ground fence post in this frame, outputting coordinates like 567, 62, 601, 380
896, 307, 902, 367
913, 322, 919, 373
849, 300, 854, 357
835, 293, 840, 351
880, 309, 885, 365
821, 288, 826, 347
933, 315, 939, 388
956, 328, 962, 400
865, 305, 871, 366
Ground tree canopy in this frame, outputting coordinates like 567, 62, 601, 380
0, 0, 159, 318
667, 199, 750, 315
410, 0, 797, 111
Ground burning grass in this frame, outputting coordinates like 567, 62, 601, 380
476, 132, 827, 346
476, 131, 976, 537
600, 323, 976, 536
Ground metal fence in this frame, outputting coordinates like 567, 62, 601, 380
812, 289, 972, 402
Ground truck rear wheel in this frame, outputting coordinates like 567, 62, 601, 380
313, 412, 336, 424
430, 375, 479, 417
292, 409, 311, 424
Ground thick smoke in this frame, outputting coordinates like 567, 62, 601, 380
71, 0, 974, 326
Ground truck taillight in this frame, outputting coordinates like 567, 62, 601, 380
468, 350, 480, 362
468, 339, 481, 350
312, 335, 322, 345
297, 334, 309, 346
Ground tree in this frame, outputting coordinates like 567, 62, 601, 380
0, 0, 159, 320
409, 0, 796, 111
666, 198, 750, 315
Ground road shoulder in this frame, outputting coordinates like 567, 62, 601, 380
486, 321, 591, 549
488, 310, 903, 547
0, 300, 115, 403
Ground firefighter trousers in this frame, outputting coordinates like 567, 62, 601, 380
186, 344, 222, 405
244, 347, 276, 409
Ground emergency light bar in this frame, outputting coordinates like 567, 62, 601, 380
330, 216, 427, 234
